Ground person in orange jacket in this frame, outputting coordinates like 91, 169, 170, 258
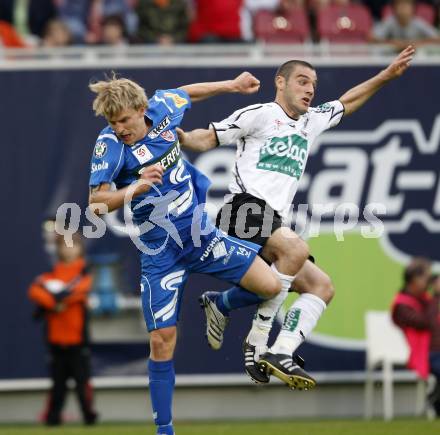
29, 233, 97, 426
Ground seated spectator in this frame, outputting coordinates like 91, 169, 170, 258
242, 0, 295, 41
392, 258, 440, 416
100, 14, 128, 45
372, 0, 440, 49
136, 0, 189, 45
428, 275, 440, 416
0, 0, 56, 39
41, 19, 73, 47
188, 0, 243, 43
0, 20, 26, 47
88, 0, 138, 44
392, 258, 433, 379
56, 0, 137, 44
56, 0, 90, 43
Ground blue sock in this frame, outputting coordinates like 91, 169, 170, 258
216, 286, 266, 316
148, 359, 175, 435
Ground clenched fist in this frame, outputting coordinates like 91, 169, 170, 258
138, 163, 164, 192
232, 72, 261, 95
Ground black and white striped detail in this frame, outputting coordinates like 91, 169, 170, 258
199, 293, 228, 350
244, 346, 256, 367
231, 105, 264, 122
208, 321, 223, 343
278, 357, 300, 373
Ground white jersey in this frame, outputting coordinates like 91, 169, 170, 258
211, 100, 344, 221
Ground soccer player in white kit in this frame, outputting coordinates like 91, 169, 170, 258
178, 45, 415, 389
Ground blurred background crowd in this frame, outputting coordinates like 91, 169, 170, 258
0, 0, 439, 49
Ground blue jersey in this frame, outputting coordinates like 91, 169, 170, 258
89, 88, 210, 241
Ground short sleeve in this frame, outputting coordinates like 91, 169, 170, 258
89, 133, 125, 187
210, 104, 263, 146
155, 88, 191, 115
309, 100, 345, 135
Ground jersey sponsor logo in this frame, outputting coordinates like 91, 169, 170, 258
282, 308, 301, 332
257, 134, 308, 179
133, 144, 154, 165
222, 246, 236, 265
164, 92, 188, 109
91, 161, 109, 173
161, 130, 175, 142
148, 116, 170, 139
94, 141, 107, 158
313, 103, 333, 113
160, 141, 180, 171
200, 235, 225, 262
237, 246, 251, 258
212, 241, 228, 259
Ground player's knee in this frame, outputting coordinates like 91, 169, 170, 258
277, 233, 309, 265
150, 328, 176, 360
290, 237, 310, 264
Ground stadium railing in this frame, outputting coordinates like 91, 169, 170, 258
1, 43, 440, 70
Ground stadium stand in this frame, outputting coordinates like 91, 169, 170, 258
316, 2, 373, 42
382, 2, 437, 25
253, 6, 311, 42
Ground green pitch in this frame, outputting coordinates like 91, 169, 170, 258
1, 420, 440, 435
283, 234, 404, 340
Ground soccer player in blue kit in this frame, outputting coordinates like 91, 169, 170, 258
87, 73, 309, 435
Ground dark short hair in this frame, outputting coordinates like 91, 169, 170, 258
403, 257, 431, 284
275, 60, 315, 82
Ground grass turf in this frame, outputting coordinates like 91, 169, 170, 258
1, 420, 440, 435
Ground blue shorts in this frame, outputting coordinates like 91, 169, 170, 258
140, 224, 261, 331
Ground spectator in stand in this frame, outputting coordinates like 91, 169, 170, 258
100, 14, 128, 45
28, 234, 97, 426
136, 0, 189, 45
371, 0, 440, 49
243, 0, 277, 40
0, 0, 56, 39
188, 0, 244, 42
429, 274, 440, 416
0, 20, 26, 47
56, 0, 137, 44
88, 0, 138, 44
41, 19, 73, 47
392, 258, 440, 416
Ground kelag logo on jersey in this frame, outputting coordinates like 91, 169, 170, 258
257, 134, 308, 180
295, 114, 440, 263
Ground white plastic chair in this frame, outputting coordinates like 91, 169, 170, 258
364, 310, 426, 420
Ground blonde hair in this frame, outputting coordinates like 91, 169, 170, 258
89, 75, 148, 120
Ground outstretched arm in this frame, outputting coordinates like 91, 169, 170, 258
176, 127, 217, 152
179, 72, 260, 102
339, 45, 415, 116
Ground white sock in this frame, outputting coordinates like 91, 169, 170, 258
246, 264, 294, 349
270, 293, 326, 356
